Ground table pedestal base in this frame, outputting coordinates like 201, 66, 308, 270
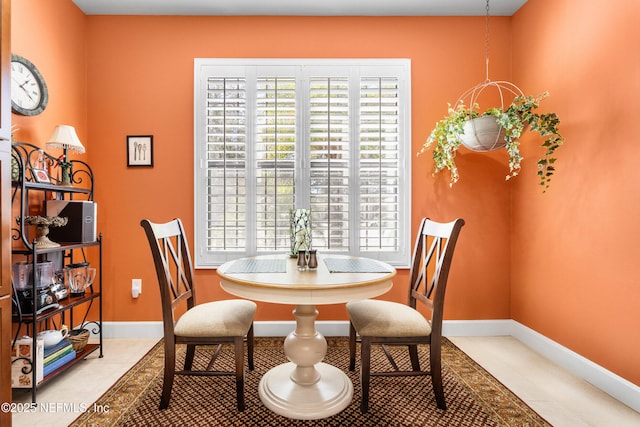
258, 304, 353, 419
259, 362, 353, 420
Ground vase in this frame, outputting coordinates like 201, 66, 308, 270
35, 224, 61, 248
307, 249, 318, 271
458, 116, 507, 152
297, 250, 308, 271
290, 209, 311, 256
60, 163, 73, 186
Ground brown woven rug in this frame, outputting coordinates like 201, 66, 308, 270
70, 337, 550, 427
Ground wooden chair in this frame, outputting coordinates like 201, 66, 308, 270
140, 218, 256, 411
346, 217, 465, 412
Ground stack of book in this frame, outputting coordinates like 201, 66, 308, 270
43, 339, 76, 377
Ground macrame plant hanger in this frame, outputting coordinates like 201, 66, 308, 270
455, 0, 524, 151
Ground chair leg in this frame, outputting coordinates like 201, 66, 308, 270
430, 338, 446, 410
234, 337, 246, 411
184, 343, 196, 371
360, 337, 371, 413
247, 324, 255, 371
348, 322, 357, 371
408, 344, 420, 371
160, 340, 176, 410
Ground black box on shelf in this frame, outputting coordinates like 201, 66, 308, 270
46, 200, 97, 243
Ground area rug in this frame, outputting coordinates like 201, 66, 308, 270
70, 337, 550, 427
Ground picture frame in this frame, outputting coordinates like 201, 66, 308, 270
127, 135, 153, 167
31, 167, 51, 183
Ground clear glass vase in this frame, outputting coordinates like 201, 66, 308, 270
290, 208, 311, 257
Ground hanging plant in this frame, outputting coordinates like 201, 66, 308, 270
419, 92, 564, 190
418, 0, 565, 192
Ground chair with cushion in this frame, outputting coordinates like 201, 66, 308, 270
346, 217, 465, 412
140, 218, 256, 411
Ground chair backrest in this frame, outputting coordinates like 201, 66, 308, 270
140, 218, 196, 337
408, 218, 465, 336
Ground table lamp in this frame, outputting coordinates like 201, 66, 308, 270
45, 125, 85, 186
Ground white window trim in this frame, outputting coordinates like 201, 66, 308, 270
194, 58, 411, 268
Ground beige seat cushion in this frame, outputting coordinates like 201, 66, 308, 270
347, 299, 432, 337
174, 299, 256, 338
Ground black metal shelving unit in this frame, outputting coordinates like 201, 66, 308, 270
10, 142, 103, 403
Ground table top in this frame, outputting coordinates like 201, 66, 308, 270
218, 254, 396, 305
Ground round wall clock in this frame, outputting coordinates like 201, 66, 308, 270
10, 54, 49, 116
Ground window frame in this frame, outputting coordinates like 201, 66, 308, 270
194, 58, 412, 268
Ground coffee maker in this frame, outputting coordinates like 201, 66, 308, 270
12, 261, 60, 316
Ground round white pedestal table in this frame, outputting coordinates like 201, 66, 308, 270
217, 254, 395, 420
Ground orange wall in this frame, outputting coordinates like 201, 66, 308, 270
510, 0, 640, 385
81, 14, 513, 323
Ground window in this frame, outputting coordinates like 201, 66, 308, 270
194, 59, 411, 268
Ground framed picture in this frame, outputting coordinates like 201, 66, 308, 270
31, 167, 51, 183
127, 135, 153, 167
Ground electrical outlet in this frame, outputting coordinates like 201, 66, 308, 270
132, 278, 142, 298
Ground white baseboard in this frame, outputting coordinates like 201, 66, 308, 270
100, 321, 165, 339
441, 319, 514, 336
252, 320, 350, 337
99, 319, 514, 339
99, 320, 348, 339
100, 319, 640, 413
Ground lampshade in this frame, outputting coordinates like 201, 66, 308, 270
46, 125, 85, 153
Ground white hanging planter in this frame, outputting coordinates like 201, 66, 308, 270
457, 116, 506, 152
420, 0, 565, 190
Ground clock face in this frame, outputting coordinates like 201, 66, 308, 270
11, 54, 48, 116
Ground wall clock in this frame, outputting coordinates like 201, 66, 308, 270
10, 54, 49, 116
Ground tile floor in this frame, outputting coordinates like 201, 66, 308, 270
11, 338, 158, 427
449, 337, 640, 427
10, 336, 640, 427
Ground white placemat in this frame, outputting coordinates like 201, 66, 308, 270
323, 258, 393, 273
225, 258, 287, 273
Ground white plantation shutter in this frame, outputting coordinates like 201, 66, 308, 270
255, 77, 297, 251
204, 77, 247, 252
194, 59, 411, 267
309, 77, 350, 251
359, 77, 400, 252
